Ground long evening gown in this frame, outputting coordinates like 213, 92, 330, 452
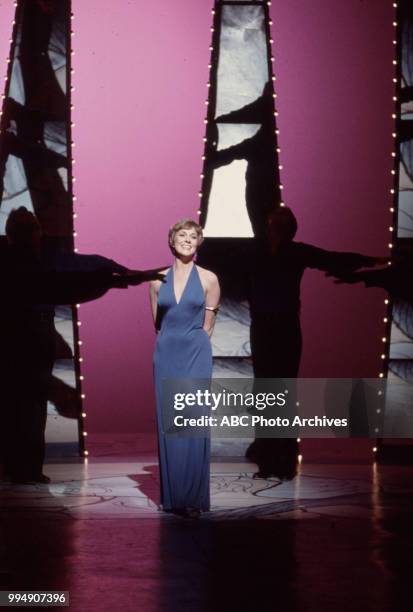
154, 264, 212, 511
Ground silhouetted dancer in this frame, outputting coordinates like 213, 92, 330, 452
209, 82, 280, 239
246, 207, 385, 479
0, 207, 165, 484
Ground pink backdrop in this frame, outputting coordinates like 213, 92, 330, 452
271, 0, 394, 378
0, 1, 394, 434
0, 1, 15, 81
72, 0, 213, 433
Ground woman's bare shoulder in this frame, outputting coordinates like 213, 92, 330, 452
195, 265, 219, 285
150, 268, 170, 290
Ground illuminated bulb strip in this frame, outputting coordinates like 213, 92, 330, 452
0, 6, 19, 135
68, 11, 86, 458
267, 7, 284, 205
379, 2, 399, 378
378, 1, 400, 395
198, 8, 218, 211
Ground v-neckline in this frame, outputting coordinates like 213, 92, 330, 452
172, 264, 195, 306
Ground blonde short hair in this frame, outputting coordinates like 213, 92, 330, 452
168, 219, 204, 251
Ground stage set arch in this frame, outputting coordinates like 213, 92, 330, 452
0, 0, 411, 464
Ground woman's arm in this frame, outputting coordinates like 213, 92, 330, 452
203, 271, 221, 337
149, 268, 168, 328
149, 280, 160, 330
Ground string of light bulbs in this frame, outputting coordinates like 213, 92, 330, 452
373, 2, 399, 457
68, 8, 88, 458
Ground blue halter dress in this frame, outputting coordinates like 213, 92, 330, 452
154, 264, 212, 511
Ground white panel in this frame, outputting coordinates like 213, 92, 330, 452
216, 5, 268, 116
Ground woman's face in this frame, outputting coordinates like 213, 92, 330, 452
172, 227, 199, 258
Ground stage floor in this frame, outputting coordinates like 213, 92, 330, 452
0, 459, 409, 520
1, 456, 413, 611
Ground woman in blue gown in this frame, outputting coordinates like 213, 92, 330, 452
150, 219, 220, 517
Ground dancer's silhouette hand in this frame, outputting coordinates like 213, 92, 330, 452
325, 256, 388, 281
124, 267, 167, 286
330, 272, 361, 285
